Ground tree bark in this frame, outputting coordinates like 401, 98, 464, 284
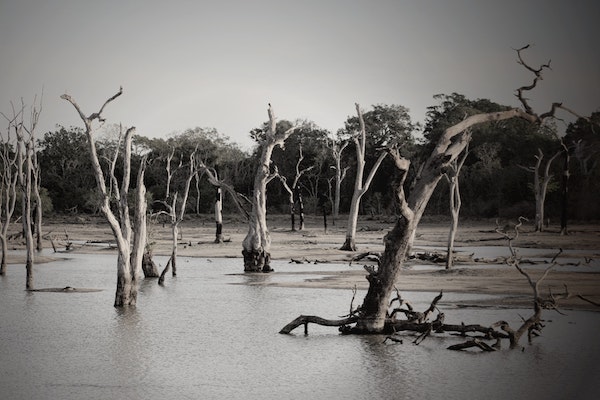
0, 114, 19, 276
142, 251, 159, 278
340, 104, 387, 251
329, 139, 348, 222
559, 144, 570, 235
215, 187, 223, 243
62, 88, 147, 306
524, 148, 561, 232
445, 141, 469, 269
354, 109, 537, 332
242, 104, 297, 272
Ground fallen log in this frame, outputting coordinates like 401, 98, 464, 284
279, 315, 359, 334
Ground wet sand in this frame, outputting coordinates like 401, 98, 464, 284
8, 214, 600, 310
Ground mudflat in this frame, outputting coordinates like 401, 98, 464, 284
8, 214, 600, 310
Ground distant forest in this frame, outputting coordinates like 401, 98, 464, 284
34, 93, 599, 221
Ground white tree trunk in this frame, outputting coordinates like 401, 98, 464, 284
62, 88, 146, 306
341, 104, 387, 251
242, 104, 297, 272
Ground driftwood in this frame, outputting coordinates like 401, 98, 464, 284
279, 315, 359, 335
280, 218, 599, 351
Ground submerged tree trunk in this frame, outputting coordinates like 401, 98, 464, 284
242, 104, 297, 272
354, 109, 538, 332
215, 187, 223, 243
171, 223, 178, 276
0, 237, 7, 276
142, 251, 159, 278
62, 88, 147, 307
296, 188, 305, 231
0, 112, 19, 276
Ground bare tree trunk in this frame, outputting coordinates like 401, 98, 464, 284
522, 148, 561, 232
329, 139, 348, 222
445, 141, 469, 269
157, 148, 198, 280
296, 188, 305, 230
355, 109, 538, 332
215, 187, 224, 243
22, 142, 35, 290
0, 113, 19, 275
142, 251, 159, 278
341, 104, 387, 251
171, 222, 178, 276
0, 236, 7, 275
62, 88, 147, 307
275, 145, 313, 232
242, 104, 298, 272
32, 143, 43, 251
559, 144, 570, 235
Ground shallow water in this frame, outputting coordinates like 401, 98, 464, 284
1, 251, 599, 400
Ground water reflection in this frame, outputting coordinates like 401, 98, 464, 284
1, 253, 599, 399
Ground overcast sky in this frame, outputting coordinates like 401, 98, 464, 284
1, 0, 599, 150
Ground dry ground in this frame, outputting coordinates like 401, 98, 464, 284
6, 213, 600, 310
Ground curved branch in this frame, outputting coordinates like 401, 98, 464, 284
279, 315, 359, 334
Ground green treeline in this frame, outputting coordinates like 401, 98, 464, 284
36, 94, 599, 221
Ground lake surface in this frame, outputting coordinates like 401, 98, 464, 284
1, 251, 599, 400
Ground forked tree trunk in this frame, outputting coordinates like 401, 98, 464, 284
525, 148, 561, 232
340, 104, 387, 251
62, 88, 147, 307
242, 105, 297, 272
329, 139, 348, 222
445, 141, 469, 269
354, 109, 538, 332
158, 148, 198, 281
0, 123, 19, 276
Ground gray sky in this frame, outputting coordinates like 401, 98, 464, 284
1, 0, 599, 150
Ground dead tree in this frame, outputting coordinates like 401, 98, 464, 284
340, 104, 388, 251
328, 137, 349, 224
282, 45, 588, 335
242, 104, 298, 272
559, 140, 570, 235
196, 160, 250, 242
283, 219, 596, 350
519, 148, 561, 232
214, 186, 224, 243
62, 88, 148, 307
156, 146, 198, 278
9, 100, 38, 290
0, 112, 20, 275
444, 137, 470, 269
275, 144, 314, 231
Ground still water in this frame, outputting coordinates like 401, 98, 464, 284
1, 251, 599, 400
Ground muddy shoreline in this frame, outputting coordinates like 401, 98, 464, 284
6, 214, 600, 310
